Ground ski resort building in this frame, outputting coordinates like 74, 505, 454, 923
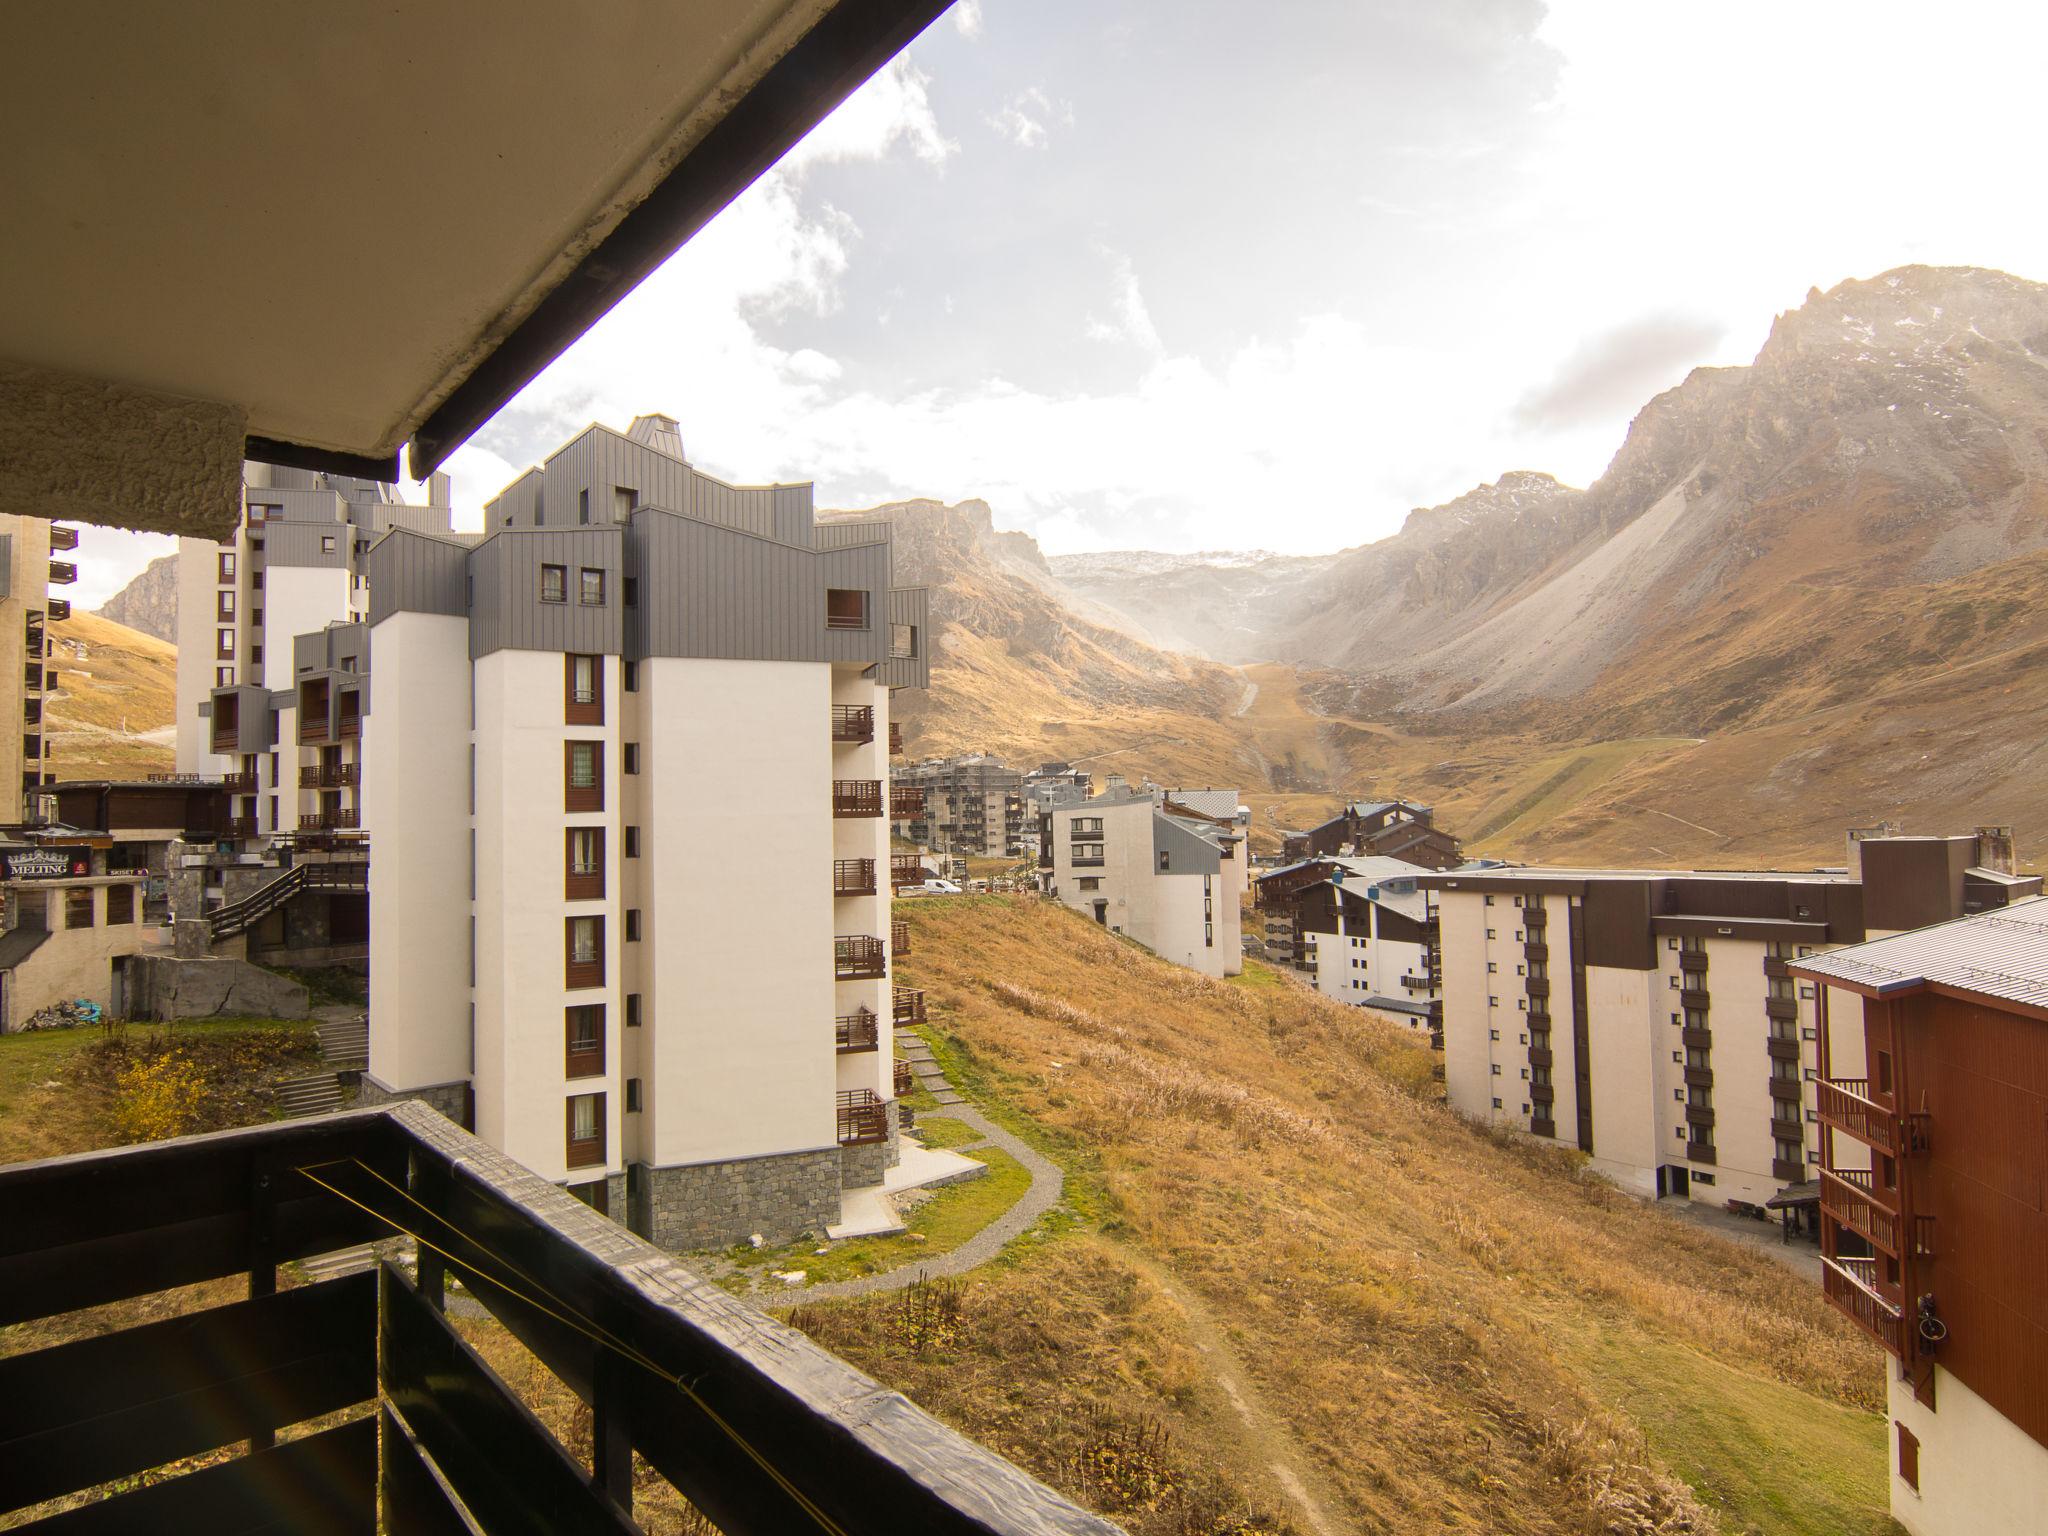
2, 513, 76, 814
892, 753, 1027, 858
1043, 790, 1245, 978
1795, 897, 2048, 1536
361, 418, 930, 1246
1282, 798, 1463, 868
1421, 829, 2040, 1210
1292, 856, 1442, 1041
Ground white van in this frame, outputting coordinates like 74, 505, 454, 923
919, 878, 963, 895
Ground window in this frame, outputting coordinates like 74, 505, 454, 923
825, 588, 869, 629
565, 740, 603, 812
566, 653, 602, 723
624, 826, 641, 858
1876, 1050, 1893, 1096
625, 909, 642, 942
1486, 928, 1496, 940
579, 568, 605, 606
566, 827, 604, 899
566, 915, 605, 988
890, 622, 918, 658
64, 887, 94, 928
626, 1078, 642, 1113
565, 1004, 604, 1078
218, 551, 236, 582
541, 564, 567, 603
1490, 1063, 1501, 1076
105, 885, 134, 925
566, 1093, 605, 1168
623, 577, 638, 609
1078, 877, 1100, 890
215, 590, 235, 621
626, 993, 642, 1028
613, 486, 637, 521
1896, 1423, 1919, 1492
313, 534, 334, 554
1487, 961, 1498, 973
623, 743, 639, 774
1483, 894, 1495, 906
215, 667, 234, 687
216, 628, 235, 659
578, 488, 591, 526
623, 660, 639, 693
1488, 996, 1499, 1008
1489, 1028, 1500, 1041
1692, 1171, 1716, 1186
1071, 843, 1104, 865
1492, 1097, 1503, 1109
1158, 850, 1170, 872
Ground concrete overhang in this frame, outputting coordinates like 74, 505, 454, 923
0, 0, 949, 538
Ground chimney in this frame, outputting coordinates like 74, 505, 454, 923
1974, 825, 2016, 875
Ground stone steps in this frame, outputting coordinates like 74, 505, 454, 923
277, 1072, 343, 1118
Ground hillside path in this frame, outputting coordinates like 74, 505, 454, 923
787, 1034, 1063, 1302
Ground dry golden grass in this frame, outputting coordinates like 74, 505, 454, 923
45, 611, 177, 780
783, 898, 1889, 1536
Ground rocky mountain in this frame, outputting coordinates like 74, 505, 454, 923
1048, 548, 1326, 661
95, 552, 178, 642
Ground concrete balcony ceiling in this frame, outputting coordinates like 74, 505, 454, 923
0, 0, 948, 537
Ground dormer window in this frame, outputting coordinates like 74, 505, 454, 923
825, 589, 868, 630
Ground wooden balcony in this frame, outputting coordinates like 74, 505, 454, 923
835, 935, 887, 979
1523, 906, 1547, 929
833, 858, 877, 897
46, 598, 69, 621
892, 918, 909, 955
836, 1007, 880, 1053
1769, 1077, 1804, 1103
1527, 1007, 1551, 1029
338, 708, 361, 739
1684, 1103, 1716, 1129
1529, 1045, 1554, 1068
1530, 1115, 1557, 1138
1766, 996, 1798, 1022
1820, 1166, 1899, 1251
1764, 956, 1791, 979
1523, 941, 1548, 963
47, 559, 78, 585
1821, 1253, 1904, 1356
833, 779, 884, 818
1766, 1035, 1801, 1062
1682, 1066, 1714, 1088
832, 704, 875, 745
302, 762, 359, 788
1678, 988, 1710, 1011
837, 1089, 888, 1146
889, 721, 904, 754
890, 853, 925, 887
1681, 1026, 1714, 1050
1526, 977, 1551, 999
894, 987, 927, 1026
222, 816, 257, 839
894, 1059, 915, 1096
1529, 1082, 1555, 1105
1817, 1077, 1896, 1154
1773, 1157, 1807, 1182
1685, 1139, 1716, 1165
300, 808, 360, 832
47, 523, 78, 551
890, 785, 924, 819
1678, 949, 1709, 975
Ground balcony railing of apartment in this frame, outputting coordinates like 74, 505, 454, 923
1766, 1035, 1800, 1062
836, 1007, 881, 1053
1771, 1156, 1805, 1181
1529, 1082, 1555, 1104
300, 715, 329, 744
891, 853, 925, 888
1070, 856, 1106, 869
1678, 949, 1709, 975
47, 524, 79, 552
834, 858, 878, 897
837, 1089, 889, 1146
1398, 972, 1432, 993
1768, 1077, 1803, 1103
1816, 1077, 1897, 1154
832, 705, 875, 745
835, 935, 888, 979
890, 785, 925, 818
221, 816, 258, 840
0, 1104, 1116, 1536
1531, 1115, 1557, 1138
300, 808, 360, 832
21, 663, 40, 692
1523, 941, 1548, 963
46, 560, 77, 585
895, 1059, 915, 1096
1680, 1025, 1713, 1050
1526, 977, 1551, 999
1684, 1104, 1716, 1129
1682, 1066, 1714, 1088
1765, 996, 1798, 1022
889, 721, 904, 755
301, 762, 359, 789
337, 702, 361, 738
892, 918, 910, 955
1529, 1045, 1554, 1068
1678, 987, 1711, 1011
894, 987, 927, 1026
1763, 956, 1792, 980
1523, 906, 1547, 929
1821, 1253, 1904, 1355
46, 598, 70, 621
1913, 1213, 1937, 1258
22, 699, 40, 727
21, 731, 41, 762
1685, 1139, 1717, 1164
833, 780, 884, 818
1820, 1166, 1899, 1251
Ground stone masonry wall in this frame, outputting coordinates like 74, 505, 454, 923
839, 1099, 902, 1189
356, 1074, 471, 1128
636, 1147, 842, 1251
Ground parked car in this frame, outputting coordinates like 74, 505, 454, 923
919, 878, 963, 894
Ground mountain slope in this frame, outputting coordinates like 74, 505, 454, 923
44, 612, 177, 781
94, 553, 178, 642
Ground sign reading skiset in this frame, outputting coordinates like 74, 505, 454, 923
3, 849, 91, 880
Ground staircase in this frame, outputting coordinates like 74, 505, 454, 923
316, 1014, 368, 1071
208, 859, 369, 943
281, 1012, 376, 1279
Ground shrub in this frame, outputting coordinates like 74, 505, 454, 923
111, 1052, 207, 1143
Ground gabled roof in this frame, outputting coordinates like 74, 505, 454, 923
1162, 788, 1244, 821
1792, 895, 2048, 1015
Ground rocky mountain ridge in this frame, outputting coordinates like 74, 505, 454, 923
94, 552, 177, 642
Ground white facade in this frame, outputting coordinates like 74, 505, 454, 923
1296, 857, 1439, 1035
1886, 1365, 2048, 1536
1048, 794, 1243, 979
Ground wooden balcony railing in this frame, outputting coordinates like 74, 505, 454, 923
302, 762, 359, 788
1530, 1115, 1557, 1138
1678, 949, 1709, 974
836, 1007, 880, 1053
1684, 1103, 1716, 1129
1526, 977, 1551, 999
891, 853, 925, 886
47, 523, 79, 551
1764, 956, 1791, 979
1766, 1035, 1800, 1062
1817, 1077, 1895, 1154
834, 858, 878, 897
1765, 996, 1798, 1022
894, 987, 927, 1026
1682, 1066, 1714, 1088
1680, 1026, 1714, 1050
894, 1059, 915, 1096
1773, 1157, 1807, 1182
301, 808, 360, 831
889, 721, 904, 755
338, 710, 361, 739
1685, 1139, 1716, 1164
222, 816, 257, 839
1523, 941, 1548, 963
837, 1089, 889, 1146
832, 705, 875, 745
1529, 1045, 1554, 1068
890, 785, 924, 818
1679, 988, 1711, 1011
833, 780, 883, 818
892, 918, 909, 955
1529, 1082, 1555, 1104
1769, 1077, 1804, 1103
1523, 906, 1547, 928
1820, 1166, 1899, 1251
1821, 1253, 1904, 1356
835, 936, 887, 979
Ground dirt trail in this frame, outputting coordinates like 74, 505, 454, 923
1110, 1241, 1348, 1536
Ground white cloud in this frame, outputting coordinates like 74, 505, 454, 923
950, 0, 983, 39
784, 57, 953, 171
985, 87, 1071, 149
1083, 254, 1163, 355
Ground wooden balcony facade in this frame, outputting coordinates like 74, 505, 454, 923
832, 705, 875, 745
837, 1089, 889, 1146
894, 987, 927, 1026
1678, 949, 1709, 976
889, 785, 924, 818
1821, 1166, 1899, 1252
1821, 1253, 1904, 1356
302, 762, 359, 789
1817, 1076, 1905, 1155
891, 853, 925, 887
892, 918, 909, 955
834, 936, 887, 979
833, 858, 877, 897
0, 1104, 1114, 1536
889, 721, 904, 754
836, 1007, 881, 1053
300, 808, 360, 832
833, 780, 883, 818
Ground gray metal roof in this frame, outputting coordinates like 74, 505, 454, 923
1792, 895, 2048, 1012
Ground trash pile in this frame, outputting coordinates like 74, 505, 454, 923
20, 997, 104, 1030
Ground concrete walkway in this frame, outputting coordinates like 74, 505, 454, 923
791, 1029, 1064, 1301
1659, 1195, 1822, 1282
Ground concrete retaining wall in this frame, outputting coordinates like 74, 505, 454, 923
121, 954, 309, 1020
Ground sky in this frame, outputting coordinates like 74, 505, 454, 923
78, 0, 2048, 606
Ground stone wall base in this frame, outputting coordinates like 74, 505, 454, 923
839, 1097, 903, 1189
632, 1146, 843, 1251
357, 1074, 472, 1129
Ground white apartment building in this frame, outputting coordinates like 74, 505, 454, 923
2, 514, 76, 814
361, 417, 929, 1247
1294, 856, 1441, 1038
1420, 830, 2039, 1209
175, 462, 456, 837
1045, 791, 1244, 978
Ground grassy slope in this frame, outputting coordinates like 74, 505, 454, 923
45, 611, 177, 780
788, 899, 1893, 1536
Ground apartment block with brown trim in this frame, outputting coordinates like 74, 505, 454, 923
363, 416, 929, 1247
1420, 829, 2038, 1210
2, 514, 75, 813
1795, 896, 2048, 1536
1281, 798, 1462, 868
891, 752, 1027, 858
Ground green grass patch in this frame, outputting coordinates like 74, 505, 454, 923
908, 1115, 983, 1149
729, 1147, 1031, 1286
1560, 1321, 1893, 1536
1227, 959, 1283, 990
